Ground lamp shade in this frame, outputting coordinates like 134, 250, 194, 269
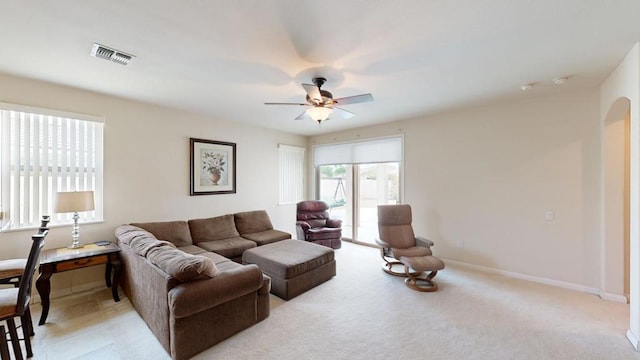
54, 191, 95, 213
306, 106, 333, 122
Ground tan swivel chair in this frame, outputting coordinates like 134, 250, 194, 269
375, 204, 444, 292
0, 230, 48, 359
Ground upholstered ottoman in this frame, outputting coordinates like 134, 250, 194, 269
242, 239, 336, 300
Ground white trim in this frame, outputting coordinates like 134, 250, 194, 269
627, 329, 640, 351
278, 143, 305, 152
0, 101, 105, 123
444, 259, 627, 302
601, 292, 629, 304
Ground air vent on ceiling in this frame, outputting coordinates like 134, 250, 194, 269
91, 43, 134, 66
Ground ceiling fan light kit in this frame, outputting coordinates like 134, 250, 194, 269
265, 77, 373, 125
307, 106, 333, 124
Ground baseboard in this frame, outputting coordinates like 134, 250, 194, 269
443, 259, 627, 303
31, 280, 107, 304
600, 292, 629, 304
627, 329, 640, 350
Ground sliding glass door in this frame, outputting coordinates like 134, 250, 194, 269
314, 136, 403, 246
354, 163, 400, 245
317, 162, 400, 245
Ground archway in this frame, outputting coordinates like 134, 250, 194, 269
603, 97, 631, 301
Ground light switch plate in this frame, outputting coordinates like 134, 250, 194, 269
545, 211, 554, 221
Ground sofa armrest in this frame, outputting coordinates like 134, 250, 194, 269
326, 219, 342, 228
415, 236, 434, 248
168, 264, 263, 319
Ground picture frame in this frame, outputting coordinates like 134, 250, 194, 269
190, 138, 236, 195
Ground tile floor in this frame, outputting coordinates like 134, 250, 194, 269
4, 288, 168, 360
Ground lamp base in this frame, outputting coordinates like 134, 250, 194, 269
68, 212, 84, 249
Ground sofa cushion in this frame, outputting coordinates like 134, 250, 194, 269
146, 246, 220, 282
177, 245, 208, 255
241, 229, 291, 246
234, 210, 273, 234
196, 237, 256, 259
188, 214, 240, 243
130, 221, 193, 247
198, 251, 233, 265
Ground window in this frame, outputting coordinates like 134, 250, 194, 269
279, 144, 305, 205
0, 103, 104, 230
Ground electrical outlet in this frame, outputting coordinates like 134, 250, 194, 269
545, 211, 554, 221
457, 240, 464, 248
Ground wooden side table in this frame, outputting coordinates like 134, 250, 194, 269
36, 242, 121, 325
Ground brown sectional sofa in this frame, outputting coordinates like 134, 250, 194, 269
115, 210, 291, 360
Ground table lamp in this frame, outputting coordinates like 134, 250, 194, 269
54, 190, 95, 249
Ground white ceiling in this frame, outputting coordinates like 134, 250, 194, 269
1, 1, 639, 136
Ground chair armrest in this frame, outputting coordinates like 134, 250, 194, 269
375, 237, 390, 247
415, 236, 434, 248
296, 221, 311, 232
168, 264, 263, 319
326, 219, 342, 228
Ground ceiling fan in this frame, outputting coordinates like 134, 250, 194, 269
265, 77, 373, 124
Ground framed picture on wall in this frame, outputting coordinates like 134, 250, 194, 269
190, 138, 236, 195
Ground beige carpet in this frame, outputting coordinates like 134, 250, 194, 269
26, 241, 640, 359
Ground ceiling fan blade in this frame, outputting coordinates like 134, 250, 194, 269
333, 93, 374, 106
302, 83, 322, 104
264, 102, 309, 106
295, 111, 312, 121
333, 107, 355, 119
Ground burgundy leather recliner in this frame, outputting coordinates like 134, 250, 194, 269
296, 200, 342, 249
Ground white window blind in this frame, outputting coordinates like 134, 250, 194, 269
279, 144, 305, 205
0, 103, 104, 229
313, 136, 402, 166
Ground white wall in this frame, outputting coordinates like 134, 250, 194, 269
311, 88, 602, 289
0, 72, 306, 295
